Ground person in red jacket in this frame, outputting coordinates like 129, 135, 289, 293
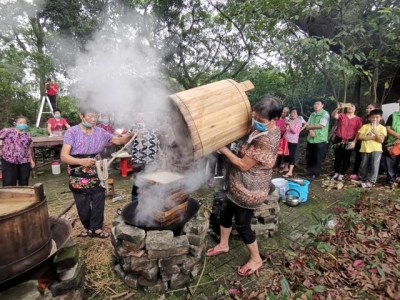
45, 78, 59, 109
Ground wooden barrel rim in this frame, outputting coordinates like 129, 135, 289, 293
169, 94, 200, 154
226, 79, 252, 122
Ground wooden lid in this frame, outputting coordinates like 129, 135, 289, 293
139, 171, 185, 185
0, 187, 39, 217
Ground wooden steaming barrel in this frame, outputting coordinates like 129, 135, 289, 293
0, 183, 52, 283
169, 79, 254, 161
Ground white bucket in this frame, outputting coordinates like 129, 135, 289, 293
51, 162, 61, 175
271, 178, 288, 201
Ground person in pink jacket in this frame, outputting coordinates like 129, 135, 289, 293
282, 107, 303, 177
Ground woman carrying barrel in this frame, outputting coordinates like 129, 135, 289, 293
206, 95, 282, 277
61, 106, 136, 238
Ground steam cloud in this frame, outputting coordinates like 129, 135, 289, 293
0, 0, 46, 33
67, 13, 171, 125
67, 11, 212, 225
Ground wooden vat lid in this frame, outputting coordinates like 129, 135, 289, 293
0, 184, 42, 217
139, 171, 185, 185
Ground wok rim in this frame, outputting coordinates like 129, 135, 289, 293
121, 197, 200, 231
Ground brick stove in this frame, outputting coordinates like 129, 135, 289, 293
110, 214, 209, 292
111, 170, 208, 292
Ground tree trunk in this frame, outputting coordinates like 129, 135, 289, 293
351, 75, 361, 109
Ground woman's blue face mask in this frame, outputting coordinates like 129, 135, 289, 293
16, 124, 28, 131
252, 118, 268, 132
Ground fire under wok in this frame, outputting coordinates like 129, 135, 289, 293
0, 217, 71, 291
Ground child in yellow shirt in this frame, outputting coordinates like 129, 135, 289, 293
357, 109, 387, 188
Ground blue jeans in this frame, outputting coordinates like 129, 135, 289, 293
360, 152, 382, 184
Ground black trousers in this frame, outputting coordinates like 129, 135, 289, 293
353, 141, 362, 174
333, 136, 353, 175
386, 153, 400, 183
284, 142, 298, 165
220, 198, 255, 244
1, 158, 31, 186
306, 142, 327, 177
47, 94, 57, 109
73, 190, 105, 231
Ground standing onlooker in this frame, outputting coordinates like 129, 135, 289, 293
385, 108, 400, 187
294, 112, 307, 166
61, 106, 135, 238
276, 107, 289, 170
47, 108, 70, 136
330, 103, 363, 181
0, 116, 35, 186
305, 100, 330, 180
357, 109, 387, 188
282, 108, 303, 177
350, 103, 384, 179
45, 78, 59, 109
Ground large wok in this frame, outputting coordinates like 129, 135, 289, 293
0, 217, 71, 291
121, 197, 201, 231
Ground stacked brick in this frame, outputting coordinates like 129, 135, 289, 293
111, 214, 209, 292
49, 240, 86, 299
212, 187, 280, 239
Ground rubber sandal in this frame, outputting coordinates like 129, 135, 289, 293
359, 182, 373, 188
78, 229, 89, 237
237, 263, 263, 277
89, 230, 110, 239
206, 246, 229, 257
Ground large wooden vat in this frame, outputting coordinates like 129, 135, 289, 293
0, 183, 52, 283
169, 79, 254, 161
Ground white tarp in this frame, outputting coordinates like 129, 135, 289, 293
382, 103, 399, 123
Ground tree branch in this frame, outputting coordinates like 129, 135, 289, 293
13, 31, 28, 51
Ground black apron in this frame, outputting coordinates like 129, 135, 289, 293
68, 154, 104, 194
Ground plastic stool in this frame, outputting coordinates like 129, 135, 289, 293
111, 151, 133, 177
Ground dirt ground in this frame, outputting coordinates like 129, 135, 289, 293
9, 150, 394, 299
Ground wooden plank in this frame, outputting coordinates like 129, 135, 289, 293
32, 136, 64, 147
139, 171, 185, 185
0, 190, 35, 199
34, 183, 45, 202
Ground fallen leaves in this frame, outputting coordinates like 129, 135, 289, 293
235, 194, 400, 299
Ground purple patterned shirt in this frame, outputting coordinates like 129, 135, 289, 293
63, 125, 114, 155
0, 128, 32, 164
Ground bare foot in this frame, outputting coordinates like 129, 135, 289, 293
238, 258, 263, 276
206, 244, 229, 257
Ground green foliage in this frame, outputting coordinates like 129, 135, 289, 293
233, 67, 286, 104
0, 46, 34, 126
26, 127, 48, 137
